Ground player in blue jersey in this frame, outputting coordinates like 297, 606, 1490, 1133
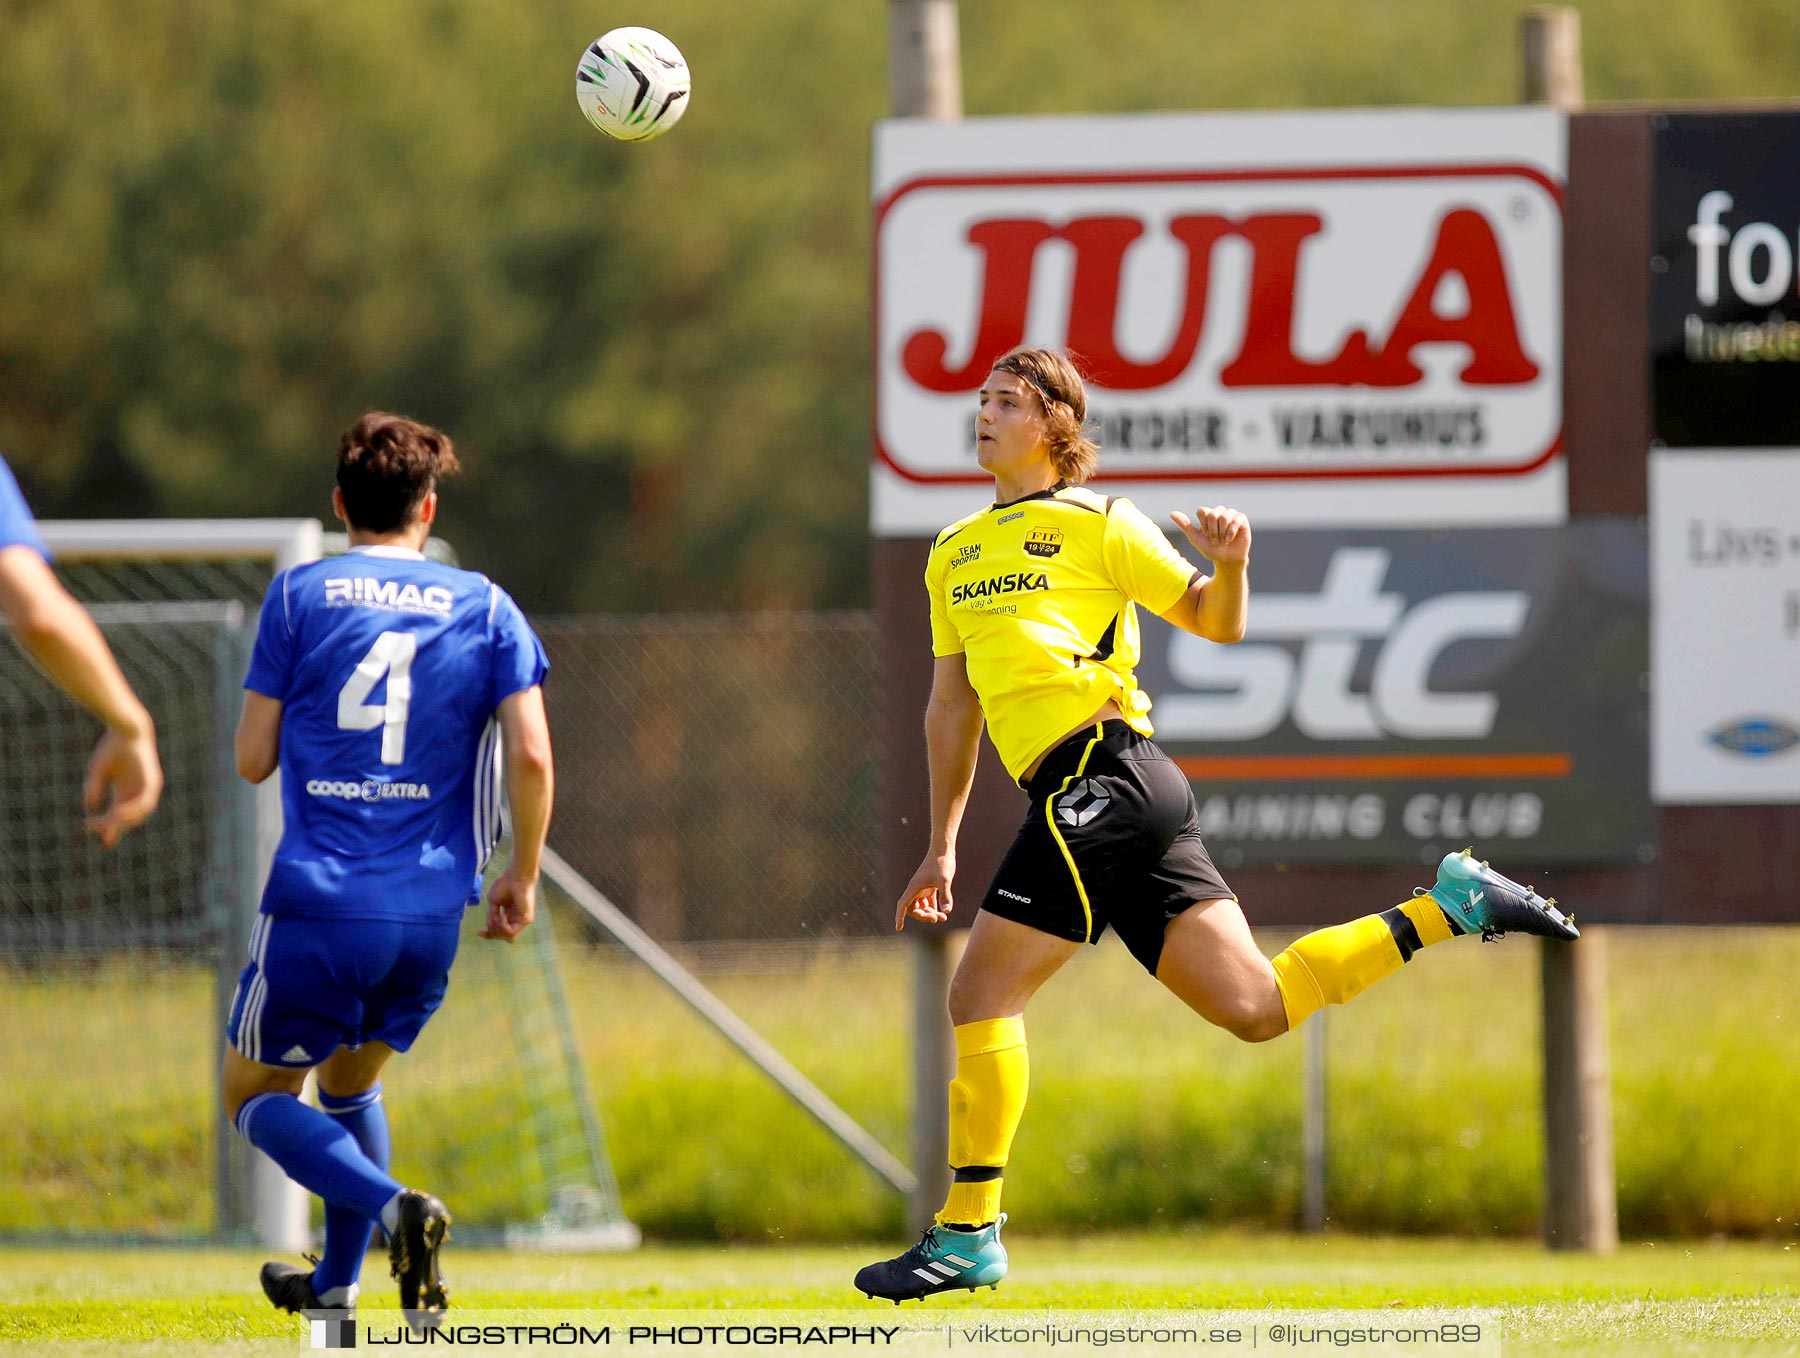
0, 454, 163, 842
220, 413, 553, 1327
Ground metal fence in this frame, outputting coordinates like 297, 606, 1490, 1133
539, 613, 884, 945
0, 603, 246, 960
0, 603, 248, 1240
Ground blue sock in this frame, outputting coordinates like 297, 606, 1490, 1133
312, 1085, 391, 1300
235, 1091, 402, 1228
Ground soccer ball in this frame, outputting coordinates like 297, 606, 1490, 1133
575, 27, 691, 142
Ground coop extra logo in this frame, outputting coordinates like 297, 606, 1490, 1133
306, 779, 433, 803
876, 150, 1562, 485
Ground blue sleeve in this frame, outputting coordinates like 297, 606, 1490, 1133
244, 570, 297, 699
0, 458, 50, 561
488, 586, 548, 708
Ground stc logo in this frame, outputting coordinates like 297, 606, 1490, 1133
1155, 548, 1528, 742
1687, 192, 1800, 308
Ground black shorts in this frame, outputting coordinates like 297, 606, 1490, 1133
980, 721, 1233, 974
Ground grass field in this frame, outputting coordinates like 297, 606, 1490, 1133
5, 925, 1799, 1241
1, 1233, 1796, 1356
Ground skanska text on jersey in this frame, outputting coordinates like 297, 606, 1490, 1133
323, 577, 455, 617
949, 571, 1050, 606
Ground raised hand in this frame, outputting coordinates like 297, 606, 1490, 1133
1170, 505, 1252, 566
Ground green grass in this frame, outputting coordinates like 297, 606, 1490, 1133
3, 925, 1799, 1241
1, 1235, 1796, 1356
543, 925, 1800, 1240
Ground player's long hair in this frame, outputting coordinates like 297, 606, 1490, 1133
989, 347, 1100, 485
336, 412, 462, 533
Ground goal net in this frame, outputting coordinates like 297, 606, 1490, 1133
0, 520, 634, 1248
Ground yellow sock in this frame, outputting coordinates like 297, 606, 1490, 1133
1399, 895, 1457, 947
1271, 897, 1457, 1029
937, 1017, 1027, 1228
940, 1178, 1003, 1228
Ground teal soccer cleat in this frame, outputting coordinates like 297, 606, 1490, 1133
854, 1214, 1009, 1303
1422, 849, 1579, 942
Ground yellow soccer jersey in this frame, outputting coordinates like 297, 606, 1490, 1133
926, 483, 1201, 783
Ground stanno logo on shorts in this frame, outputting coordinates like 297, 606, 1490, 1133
996, 887, 1032, 904
306, 779, 433, 803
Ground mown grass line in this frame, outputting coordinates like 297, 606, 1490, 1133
1, 1237, 1797, 1356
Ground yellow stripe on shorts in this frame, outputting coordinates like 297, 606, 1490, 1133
1044, 723, 1106, 944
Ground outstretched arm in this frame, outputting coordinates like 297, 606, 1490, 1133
0, 545, 163, 845
1161, 506, 1251, 644
895, 652, 984, 930
484, 685, 553, 942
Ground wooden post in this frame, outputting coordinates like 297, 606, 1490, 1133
1521, 7, 1583, 107
1541, 935, 1620, 1251
889, 0, 963, 122
890, 0, 964, 1230
1301, 1011, 1328, 1232
910, 929, 959, 1227
1521, 4, 1619, 1255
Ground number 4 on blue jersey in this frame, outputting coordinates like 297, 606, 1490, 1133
243, 545, 549, 923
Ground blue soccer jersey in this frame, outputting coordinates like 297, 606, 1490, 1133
244, 546, 548, 922
0, 456, 49, 559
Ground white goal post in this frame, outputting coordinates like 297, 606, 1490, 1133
37, 518, 325, 571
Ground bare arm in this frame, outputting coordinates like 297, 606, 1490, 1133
0, 545, 163, 844
1162, 506, 1251, 644
483, 685, 553, 942
235, 692, 283, 783
0, 546, 154, 734
895, 652, 984, 930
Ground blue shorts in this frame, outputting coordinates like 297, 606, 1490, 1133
226, 914, 462, 1068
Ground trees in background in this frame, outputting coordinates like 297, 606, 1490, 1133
3, 0, 1796, 610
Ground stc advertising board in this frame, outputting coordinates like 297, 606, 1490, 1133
1132, 524, 1649, 866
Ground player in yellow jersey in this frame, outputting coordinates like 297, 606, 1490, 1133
853, 347, 1580, 1304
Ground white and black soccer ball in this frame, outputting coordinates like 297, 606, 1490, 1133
576, 27, 691, 143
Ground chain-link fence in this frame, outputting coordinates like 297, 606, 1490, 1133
539, 613, 883, 945
0, 603, 246, 1239
0, 603, 244, 959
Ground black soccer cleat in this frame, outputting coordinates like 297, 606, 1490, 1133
260, 1255, 352, 1318
854, 1215, 1008, 1303
1422, 849, 1580, 942
388, 1189, 453, 1323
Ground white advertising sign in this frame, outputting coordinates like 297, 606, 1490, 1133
1651, 450, 1800, 803
873, 108, 1567, 536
